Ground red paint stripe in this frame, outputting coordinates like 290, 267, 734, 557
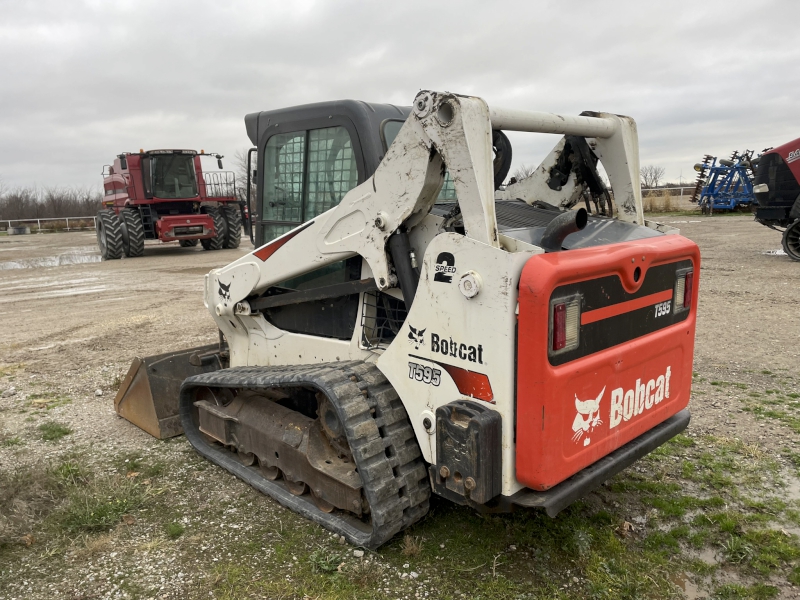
411, 354, 494, 402
439, 363, 494, 402
580, 289, 673, 325
252, 221, 314, 262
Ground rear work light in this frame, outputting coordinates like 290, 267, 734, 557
674, 268, 694, 313
549, 295, 581, 355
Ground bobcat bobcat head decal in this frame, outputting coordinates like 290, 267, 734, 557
408, 325, 425, 350
218, 280, 231, 303
572, 387, 605, 446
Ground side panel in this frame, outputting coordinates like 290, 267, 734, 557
377, 233, 535, 497
516, 235, 699, 491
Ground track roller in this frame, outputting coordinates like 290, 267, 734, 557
179, 361, 430, 549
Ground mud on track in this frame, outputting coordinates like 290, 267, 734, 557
0, 218, 799, 599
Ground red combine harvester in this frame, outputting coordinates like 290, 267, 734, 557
97, 149, 242, 259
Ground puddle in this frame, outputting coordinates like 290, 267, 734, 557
762, 249, 787, 256
163, 267, 214, 276
670, 573, 708, 599
698, 547, 718, 565
0, 251, 102, 270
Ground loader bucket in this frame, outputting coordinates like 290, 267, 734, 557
114, 344, 223, 439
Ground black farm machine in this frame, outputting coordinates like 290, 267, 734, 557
752, 136, 800, 261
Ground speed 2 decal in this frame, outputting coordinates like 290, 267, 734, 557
433, 252, 456, 283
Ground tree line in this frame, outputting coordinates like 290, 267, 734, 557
0, 185, 103, 221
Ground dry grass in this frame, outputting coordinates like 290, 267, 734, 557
401, 533, 423, 557
0, 464, 62, 549
642, 189, 679, 213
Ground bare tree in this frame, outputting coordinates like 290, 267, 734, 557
640, 165, 666, 189
233, 148, 258, 207
0, 186, 102, 220
510, 164, 537, 183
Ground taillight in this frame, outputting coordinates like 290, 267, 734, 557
674, 268, 694, 312
550, 295, 581, 355
683, 272, 694, 308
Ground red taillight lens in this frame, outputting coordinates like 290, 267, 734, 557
552, 303, 566, 351
683, 271, 694, 309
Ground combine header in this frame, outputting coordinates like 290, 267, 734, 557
691, 151, 756, 213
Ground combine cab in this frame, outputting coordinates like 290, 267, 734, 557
97, 149, 243, 259
753, 137, 800, 260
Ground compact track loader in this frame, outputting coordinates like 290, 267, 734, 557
115, 91, 700, 548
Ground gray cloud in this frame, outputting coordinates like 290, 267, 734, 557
1, 0, 799, 190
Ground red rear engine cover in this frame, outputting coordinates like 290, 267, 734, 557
516, 235, 700, 491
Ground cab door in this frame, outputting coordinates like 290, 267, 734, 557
257, 122, 363, 246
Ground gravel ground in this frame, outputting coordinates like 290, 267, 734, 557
0, 217, 799, 599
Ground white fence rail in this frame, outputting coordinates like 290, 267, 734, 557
1, 216, 97, 232
641, 186, 693, 199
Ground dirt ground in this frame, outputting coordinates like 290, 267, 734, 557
0, 217, 799, 600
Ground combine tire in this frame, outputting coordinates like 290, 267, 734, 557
179, 239, 198, 248
96, 209, 123, 260
120, 208, 145, 257
221, 204, 242, 249
180, 361, 430, 549
200, 207, 226, 251
782, 220, 800, 261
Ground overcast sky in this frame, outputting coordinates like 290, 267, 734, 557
1, 0, 798, 191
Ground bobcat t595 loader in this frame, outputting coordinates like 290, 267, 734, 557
115, 91, 699, 549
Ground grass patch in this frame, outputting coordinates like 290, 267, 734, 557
165, 521, 185, 539
714, 583, 779, 599
0, 435, 22, 447
27, 391, 72, 410
55, 476, 147, 534
112, 451, 166, 478
38, 421, 72, 442
0, 464, 62, 549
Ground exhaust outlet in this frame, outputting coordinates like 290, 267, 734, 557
541, 208, 588, 253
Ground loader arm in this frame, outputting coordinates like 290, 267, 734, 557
496, 110, 644, 224
206, 92, 638, 344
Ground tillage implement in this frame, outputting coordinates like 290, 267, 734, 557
114, 91, 700, 548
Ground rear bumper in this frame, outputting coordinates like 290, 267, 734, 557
157, 215, 216, 241
509, 409, 690, 516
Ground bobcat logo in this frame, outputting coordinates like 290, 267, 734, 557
572, 387, 605, 446
408, 325, 425, 350
218, 280, 231, 303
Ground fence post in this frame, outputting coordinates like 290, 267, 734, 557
66, 217, 70, 232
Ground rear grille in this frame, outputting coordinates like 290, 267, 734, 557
173, 226, 204, 236
433, 200, 561, 231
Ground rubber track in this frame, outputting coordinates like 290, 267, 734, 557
179, 361, 430, 549
221, 204, 242, 249
96, 209, 123, 260
120, 208, 145, 257
201, 207, 226, 251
